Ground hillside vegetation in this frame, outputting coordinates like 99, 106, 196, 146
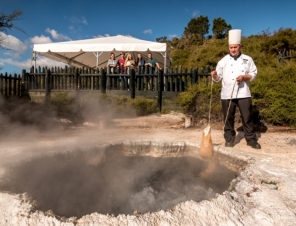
169, 28, 296, 127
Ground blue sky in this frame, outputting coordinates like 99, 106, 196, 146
1, 0, 296, 74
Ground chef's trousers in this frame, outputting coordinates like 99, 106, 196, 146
221, 97, 257, 143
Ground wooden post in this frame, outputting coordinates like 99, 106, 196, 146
193, 68, 198, 84
45, 69, 51, 104
8, 75, 12, 97
130, 68, 135, 99
175, 75, 178, 92
157, 70, 164, 112
184, 68, 188, 91
74, 68, 78, 90
100, 68, 106, 93
12, 74, 17, 96
17, 75, 21, 97
0, 73, 2, 96
95, 68, 99, 90
4, 73, 8, 97
21, 69, 25, 97
20, 69, 31, 100
164, 72, 168, 91
140, 75, 144, 91
136, 73, 140, 91
170, 68, 173, 91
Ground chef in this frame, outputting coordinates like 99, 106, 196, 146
210, 29, 261, 149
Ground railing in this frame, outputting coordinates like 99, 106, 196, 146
0, 72, 22, 97
276, 49, 296, 62
30, 65, 211, 111
1, 65, 212, 111
24, 65, 211, 93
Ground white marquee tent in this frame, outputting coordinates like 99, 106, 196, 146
33, 35, 170, 72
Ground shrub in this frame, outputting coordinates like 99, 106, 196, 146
178, 77, 222, 122
50, 92, 158, 121
131, 97, 158, 116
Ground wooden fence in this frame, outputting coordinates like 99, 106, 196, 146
1, 66, 211, 111
276, 49, 296, 62
0, 72, 22, 97
23, 65, 211, 91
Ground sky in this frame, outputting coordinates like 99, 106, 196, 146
1, 0, 296, 74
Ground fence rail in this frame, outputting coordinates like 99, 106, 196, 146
24, 66, 211, 92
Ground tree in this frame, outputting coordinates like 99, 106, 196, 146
184, 15, 210, 41
260, 28, 296, 55
0, 10, 24, 45
156, 36, 168, 43
212, 18, 232, 39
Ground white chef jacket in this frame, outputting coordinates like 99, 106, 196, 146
213, 53, 257, 100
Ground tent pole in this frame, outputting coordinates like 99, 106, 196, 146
164, 51, 167, 74
93, 52, 103, 69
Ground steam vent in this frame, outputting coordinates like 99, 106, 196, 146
0, 114, 296, 226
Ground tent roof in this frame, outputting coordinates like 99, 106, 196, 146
34, 35, 166, 52
33, 35, 169, 69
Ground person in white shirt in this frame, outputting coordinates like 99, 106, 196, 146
210, 29, 261, 149
106, 53, 118, 74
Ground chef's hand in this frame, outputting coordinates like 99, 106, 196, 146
210, 70, 218, 80
236, 75, 245, 83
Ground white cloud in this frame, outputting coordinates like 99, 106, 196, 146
143, 29, 152, 34
35, 56, 66, 68
3, 51, 21, 58
0, 32, 27, 54
0, 58, 32, 69
68, 25, 81, 34
169, 34, 178, 39
0, 56, 66, 72
81, 17, 88, 25
95, 34, 111, 38
64, 16, 88, 25
45, 28, 71, 41
30, 35, 52, 44
192, 10, 200, 17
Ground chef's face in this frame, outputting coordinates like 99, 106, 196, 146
229, 44, 241, 56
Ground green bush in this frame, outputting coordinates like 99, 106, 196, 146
131, 97, 158, 116
252, 63, 296, 127
50, 92, 82, 122
178, 78, 222, 121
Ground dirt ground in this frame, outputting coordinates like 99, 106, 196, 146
110, 112, 296, 154
0, 112, 296, 226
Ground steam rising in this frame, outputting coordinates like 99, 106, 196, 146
0, 146, 236, 218
0, 95, 236, 219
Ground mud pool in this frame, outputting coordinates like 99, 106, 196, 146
0, 144, 237, 218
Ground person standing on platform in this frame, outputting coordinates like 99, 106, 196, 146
106, 52, 118, 74
145, 52, 161, 74
117, 52, 126, 74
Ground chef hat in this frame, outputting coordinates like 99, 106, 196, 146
228, 29, 241, 45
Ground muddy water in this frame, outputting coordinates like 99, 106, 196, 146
0, 146, 236, 218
